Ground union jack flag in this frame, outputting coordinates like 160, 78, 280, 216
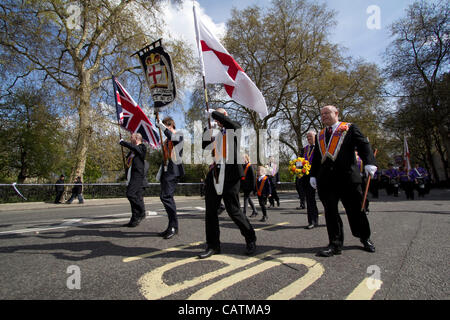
112, 76, 160, 149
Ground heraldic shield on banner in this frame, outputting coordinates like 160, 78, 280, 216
134, 39, 177, 110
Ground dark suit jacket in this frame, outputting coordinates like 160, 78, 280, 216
310, 123, 375, 185
202, 111, 244, 183
256, 176, 272, 197
241, 163, 256, 192
120, 140, 147, 185
161, 128, 185, 179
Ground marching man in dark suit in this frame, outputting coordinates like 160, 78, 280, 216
241, 154, 258, 217
310, 105, 377, 257
156, 117, 184, 239
198, 108, 257, 259
300, 131, 319, 229
120, 133, 147, 227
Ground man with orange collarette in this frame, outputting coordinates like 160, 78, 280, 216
310, 105, 377, 257
198, 108, 257, 259
256, 166, 272, 222
156, 117, 184, 239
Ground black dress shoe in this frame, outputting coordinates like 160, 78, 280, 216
249, 212, 258, 218
124, 220, 140, 227
259, 216, 267, 222
361, 239, 376, 253
198, 247, 221, 259
246, 241, 257, 255
163, 227, 178, 239
317, 246, 342, 257
158, 229, 169, 237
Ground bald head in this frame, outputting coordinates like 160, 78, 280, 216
320, 105, 339, 127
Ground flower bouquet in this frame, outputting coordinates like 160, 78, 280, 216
289, 157, 311, 179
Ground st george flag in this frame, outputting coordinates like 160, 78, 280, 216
113, 76, 160, 149
193, 5, 268, 118
404, 135, 411, 171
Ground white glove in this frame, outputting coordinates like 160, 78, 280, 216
364, 165, 377, 178
205, 108, 215, 115
119, 138, 124, 144
156, 119, 167, 130
310, 177, 317, 190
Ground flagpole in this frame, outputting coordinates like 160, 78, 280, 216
155, 109, 168, 172
361, 148, 378, 213
112, 75, 129, 176
193, 4, 212, 130
194, 4, 220, 186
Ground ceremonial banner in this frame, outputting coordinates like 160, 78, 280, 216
193, 5, 268, 118
133, 39, 177, 110
112, 76, 160, 149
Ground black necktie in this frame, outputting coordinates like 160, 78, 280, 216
325, 127, 332, 144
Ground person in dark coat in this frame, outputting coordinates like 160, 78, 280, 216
241, 154, 258, 217
66, 176, 84, 204
156, 116, 184, 239
300, 131, 319, 228
54, 174, 65, 204
198, 108, 257, 259
120, 133, 147, 227
310, 105, 377, 257
256, 166, 272, 222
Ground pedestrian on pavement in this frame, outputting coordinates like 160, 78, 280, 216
198, 108, 257, 259
120, 133, 147, 227
310, 105, 377, 257
66, 176, 84, 204
54, 174, 65, 204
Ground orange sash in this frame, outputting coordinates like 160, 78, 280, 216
213, 132, 227, 163
163, 140, 176, 162
242, 163, 251, 180
318, 122, 350, 163
257, 176, 268, 196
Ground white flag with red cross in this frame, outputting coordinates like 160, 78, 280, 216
193, 5, 268, 118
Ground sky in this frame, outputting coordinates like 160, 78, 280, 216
155, 0, 421, 127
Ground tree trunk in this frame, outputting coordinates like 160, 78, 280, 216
70, 86, 93, 184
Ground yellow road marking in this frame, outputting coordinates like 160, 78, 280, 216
123, 222, 290, 263
346, 277, 383, 300
123, 241, 204, 263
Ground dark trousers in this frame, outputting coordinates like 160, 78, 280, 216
243, 190, 257, 215
54, 191, 64, 203
160, 175, 179, 229
402, 181, 415, 199
296, 178, 306, 207
268, 177, 279, 206
257, 195, 268, 217
318, 179, 371, 249
204, 170, 256, 249
302, 179, 319, 225
66, 193, 84, 204
126, 181, 145, 222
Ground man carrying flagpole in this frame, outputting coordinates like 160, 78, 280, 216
193, 5, 264, 258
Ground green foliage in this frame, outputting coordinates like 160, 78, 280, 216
0, 85, 65, 183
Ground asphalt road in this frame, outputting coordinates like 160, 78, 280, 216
0, 189, 448, 305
